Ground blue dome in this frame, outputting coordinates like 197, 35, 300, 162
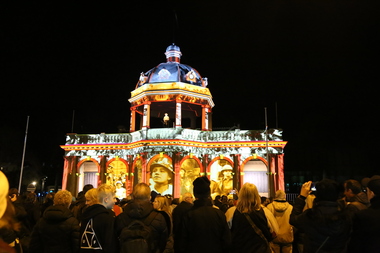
136, 44, 207, 88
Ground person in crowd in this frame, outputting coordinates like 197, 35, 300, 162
0, 171, 20, 253
290, 179, 351, 253
150, 158, 174, 195
153, 195, 174, 252
70, 184, 93, 222
342, 179, 369, 219
227, 183, 273, 253
348, 175, 380, 253
22, 192, 40, 231
8, 188, 31, 252
79, 185, 117, 253
115, 183, 170, 253
172, 192, 193, 253
267, 190, 294, 253
40, 192, 55, 217
29, 190, 80, 253
112, 197, 122, 216
261, 196, 270, 207
179, 176, 231, 253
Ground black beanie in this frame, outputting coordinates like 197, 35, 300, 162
193, 176, 211, 199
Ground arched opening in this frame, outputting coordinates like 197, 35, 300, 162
78, 161, 99, 192
242, 160, 269, 197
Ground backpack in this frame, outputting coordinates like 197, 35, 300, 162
119, 211, 158, 253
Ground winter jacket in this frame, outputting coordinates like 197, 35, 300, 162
180, 198, 231, 253
115, 199, 169, 253
345, 192, 369, 219
29, 205, 80, 253
172, 201, 193, 252
229, 207, 272, 253
267, 200, 294, 244
290, 196, 351, 253
348, 195, 380, 253
79, 204, 117, 253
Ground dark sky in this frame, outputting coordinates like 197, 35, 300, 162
2, 1, 380, 187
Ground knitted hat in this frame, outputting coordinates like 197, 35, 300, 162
0, 171, 10, 218
362, 175, 380, 196
193, 176, 211, 199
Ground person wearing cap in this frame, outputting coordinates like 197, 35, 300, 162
290, 179, 351, 253
115, 181, 126, 200
179, 176, 231, 253
267, 190, 293, 253
348, 175, 380, 253
150, 157, 174, 195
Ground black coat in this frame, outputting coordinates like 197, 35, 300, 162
230, 208, 272, 253
79, 204, 117, 253
172, 200, 193, 252
29, 205, 80, 253
290, 196, 352, 253
348, 195, 380, 253
180, 198, 231, 253
115, 199, 169, 253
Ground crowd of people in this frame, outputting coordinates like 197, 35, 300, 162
1, 170, 379, 253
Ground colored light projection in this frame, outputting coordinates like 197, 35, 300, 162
179, 158, 201, 196
106, 160, 127, 199
149, 156, 174, 196
210, 159, 234, 198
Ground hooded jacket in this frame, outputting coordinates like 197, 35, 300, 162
267, 199, 293, 244
29, 205, 80, 253
115, 199, 169, 253
290, 197, 351, 253
180, 198, 231, 253
348, 195, 380, 253
79, 204, 117, 253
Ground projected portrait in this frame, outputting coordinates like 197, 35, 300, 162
180, 158, 201, 196
149, 157, 174, 195
106, 160, 127, 199
210, 159, 234, 198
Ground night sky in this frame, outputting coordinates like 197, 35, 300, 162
2, 1, 380, 189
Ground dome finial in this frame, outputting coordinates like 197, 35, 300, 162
165, 44, 182, 63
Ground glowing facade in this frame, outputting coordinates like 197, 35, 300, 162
60, 45, 287, 199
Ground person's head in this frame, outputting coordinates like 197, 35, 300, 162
98, 184, 116, 210
182, 192, 194, 204
315, 179, 340, 202
115, 181, 123, 189
153, 195, 169, 212
85, 188, 99, 206
275, 190, 286, 200
150, 158, 173, 185
181, 159, 200, 178
237, 183, 261, 213
344, 179, 362, 198
83, 184, 94, 194
193, 176, 211, 199
54, 190, 73, 208
362, 175, 380, 201
220, 165, 233, 179
0, 172, 20, 231
133, 183, 151, 201
24, 192, 37, 204
8, 188, 19, 202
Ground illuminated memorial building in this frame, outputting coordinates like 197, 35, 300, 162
61, 44, 287, 199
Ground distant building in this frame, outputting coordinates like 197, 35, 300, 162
60, 45, 287, 199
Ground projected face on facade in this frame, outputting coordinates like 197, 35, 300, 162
210, 159, 234, 198
149, 157, 173, 195
180, 158, 201, 196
